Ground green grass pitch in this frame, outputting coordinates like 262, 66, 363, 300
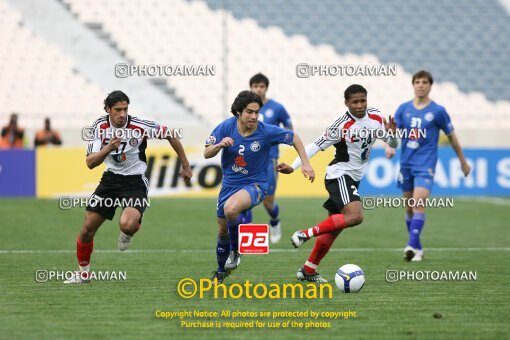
1, 197, 508, 339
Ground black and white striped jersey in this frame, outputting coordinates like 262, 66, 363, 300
313, 108, 386, 181
87, 115, 167, 176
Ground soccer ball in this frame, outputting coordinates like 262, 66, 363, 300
335, 264, 365, 293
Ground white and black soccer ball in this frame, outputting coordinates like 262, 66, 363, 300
335, 264, 365, 293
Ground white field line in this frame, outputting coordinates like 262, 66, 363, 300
455, 196, 510, 206
1, 247, 509, 254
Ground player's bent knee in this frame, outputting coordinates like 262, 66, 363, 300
346, 213, 364, 227
119, 219, 138, 234
353, 215, 364, 226
224, 211, 240, 222
223, 204, 240, 221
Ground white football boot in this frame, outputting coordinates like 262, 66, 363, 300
411, 249, 424, 262
64, 271, 91, 284
404, 245, 416, 262
118, 231, 132, 251
270, 221, 282, 243
224, 250, 241, 271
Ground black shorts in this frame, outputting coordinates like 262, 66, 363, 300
86, 171, 149, 220
323, 175, 360, 213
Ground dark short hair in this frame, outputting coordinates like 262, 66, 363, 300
344, 84, 367, 101
412, 70, 433, 85
231, 91, 263, 116
249, 73, 269, 87
104, 91, 130, 112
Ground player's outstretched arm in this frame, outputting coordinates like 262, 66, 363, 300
384, 142, 396, 159
277, 141, 321, 173
382, 115, 399, 148
447, 132, 471, 177
86, 137, 120, 169
291, 134, 315, 182
166, 135, 192, 183
204, 137, 234, 159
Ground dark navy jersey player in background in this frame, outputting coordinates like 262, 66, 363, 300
241, 73, 293, 244
204, 90, 314, 283
386, 70, 471, 262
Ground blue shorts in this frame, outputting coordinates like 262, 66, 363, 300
216, 184, 267, 218
267, 158, 279, 196
397, 167, 434, 192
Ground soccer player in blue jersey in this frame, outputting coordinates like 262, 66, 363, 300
240, 73, 293, 243
387, 70, 471, 262
205, 90, 314, 283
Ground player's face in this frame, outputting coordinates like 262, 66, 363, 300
238, 102, 260, 130
413, 77, 432, 99
345, 92, 367, 118
107, 101, 128, 128
250, 83, 267, 100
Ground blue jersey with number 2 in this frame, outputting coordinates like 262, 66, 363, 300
205, 116, 294, 188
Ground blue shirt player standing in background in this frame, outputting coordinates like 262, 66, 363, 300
241, 73, 293, 244
204, 90, 314, 283
387, 70, 471, 262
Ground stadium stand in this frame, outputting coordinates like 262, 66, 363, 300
203, 0, 510, 103
0, 0, 206, 145
0, 0, 508, 145
61, 0, 510, 131
0, 0, 104, 130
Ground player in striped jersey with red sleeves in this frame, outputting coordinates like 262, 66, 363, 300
277, 84, 398, 283
65, 91, 192, 284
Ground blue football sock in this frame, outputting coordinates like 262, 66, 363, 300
408, 212, 425, 250
227, 215, 242, 252
241, 210, 253, 224
268, 203, 279, 219
216, 237, 230, 273
268, 203, 279, 227
270, 219, 280, 227
405, 212, 413, 234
